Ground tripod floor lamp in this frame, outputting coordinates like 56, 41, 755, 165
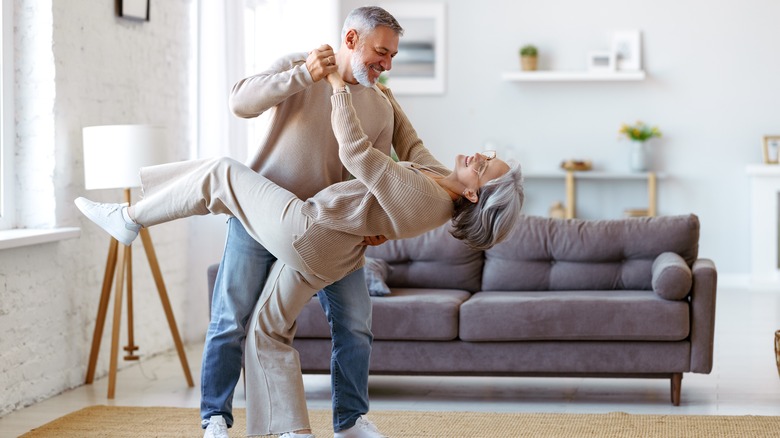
81, 124, 193, 398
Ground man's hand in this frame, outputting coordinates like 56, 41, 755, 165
361, 235, 388, 246
307, 44, 338, 82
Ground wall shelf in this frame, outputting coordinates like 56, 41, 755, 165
501, 70, 646, 82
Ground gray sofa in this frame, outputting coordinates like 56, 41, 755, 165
207, 214, 717, 405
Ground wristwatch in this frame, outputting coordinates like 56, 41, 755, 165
334, 85, 349, 94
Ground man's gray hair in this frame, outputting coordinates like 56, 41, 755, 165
450, 161, 525, 251
341, 6, 404, 39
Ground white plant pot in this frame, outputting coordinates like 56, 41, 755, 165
629, 141, 649, 172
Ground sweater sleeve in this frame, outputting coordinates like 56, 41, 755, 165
229, 52, 314, 119
378, 84, 451, 175
330, 91, 454, 237
330, 92, 395, 188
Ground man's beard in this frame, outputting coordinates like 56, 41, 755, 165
351, 47, 376, 87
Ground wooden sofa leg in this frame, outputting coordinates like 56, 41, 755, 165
670, 373, 682, 406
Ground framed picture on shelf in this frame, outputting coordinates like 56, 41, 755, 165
611, 30, 642, 71
763, 135, 780, 164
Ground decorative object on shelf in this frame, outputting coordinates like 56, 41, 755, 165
762, 135, 780, 164
549, 201, 566, 219
587, 51, 615, 72
519, 44, 538, 71
776, 330, 780, 378
560, 159, 593, 171
628, 141, 649, 172
624, 208, 649, 218
611, 30, 642, 71
619, 121, 662, 172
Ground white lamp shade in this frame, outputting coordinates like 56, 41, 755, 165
82, 124, 168, 190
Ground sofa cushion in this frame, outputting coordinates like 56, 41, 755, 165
652, 252, 692, 300
371, 289, 472, 340
295, 289, 472, 341
459, 291, 690, 341
482, 214, 699, 291
366, 224, 483, 293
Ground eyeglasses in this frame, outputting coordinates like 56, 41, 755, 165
472, 150, 497, 181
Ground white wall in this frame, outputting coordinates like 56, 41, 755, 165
0, 0, 204, 416
345, 0, 780, 278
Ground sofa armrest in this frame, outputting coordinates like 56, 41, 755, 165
689, 258, 717, 373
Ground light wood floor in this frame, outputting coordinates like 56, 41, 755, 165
2, 287, 779, 436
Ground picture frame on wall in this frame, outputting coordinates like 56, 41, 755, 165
763, 135, 780, 164
611, 30, 642, 71
118, 0, 150, 21
379, 2, 446, 95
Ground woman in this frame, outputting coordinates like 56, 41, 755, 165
76, 73, 524, 437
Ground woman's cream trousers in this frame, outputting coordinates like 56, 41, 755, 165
133, 157, 331, 435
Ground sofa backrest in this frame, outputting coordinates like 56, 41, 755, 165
366, 224, 484, 292
482, 214, 700, 291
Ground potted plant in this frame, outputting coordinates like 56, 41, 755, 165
619, 121, 662, 172
519, 45, 538, 71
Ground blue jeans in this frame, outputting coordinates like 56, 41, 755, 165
201, 217, 373, 432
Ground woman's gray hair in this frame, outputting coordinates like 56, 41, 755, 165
450, 161, 524, 250
341, 6, 404, 39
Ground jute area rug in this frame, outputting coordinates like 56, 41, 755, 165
19, 405, 780, 438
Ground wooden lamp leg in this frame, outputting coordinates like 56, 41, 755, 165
122, 187, 140, 361
140, 228, 194, 388
85, 238, 119, 384
107, 244, 129, 399
123, 243, 140, 361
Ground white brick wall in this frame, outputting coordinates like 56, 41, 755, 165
0, 0, 200, 416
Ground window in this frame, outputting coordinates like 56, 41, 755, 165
0, 0, 15, 231
196, 0, 338, 161
242, 0, 339, 157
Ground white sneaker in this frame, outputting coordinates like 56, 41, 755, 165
334, 416, 387, 438
203, 415, 229, 438
279, 433, 316, 438
74, 197, 140, 246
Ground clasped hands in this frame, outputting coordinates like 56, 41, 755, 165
307, 44, 339, 82
307, 44, 346, 90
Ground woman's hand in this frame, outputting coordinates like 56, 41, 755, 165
327, 72, 346, 91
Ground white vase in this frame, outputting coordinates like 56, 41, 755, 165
629, 141, 648, 172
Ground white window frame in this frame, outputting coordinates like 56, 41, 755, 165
1, 0, 16, 231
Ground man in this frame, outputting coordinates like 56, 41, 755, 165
202, 7, 405, 438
